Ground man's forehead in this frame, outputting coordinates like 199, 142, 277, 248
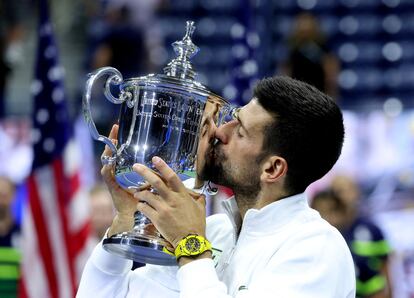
239, 99, 273, 127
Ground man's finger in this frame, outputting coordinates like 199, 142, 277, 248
132, 163, 170, 199
101, 164, 113, 183
136, 201, 158, 223
109, 124, 119, 139
187, 189, 204, 200
101, 164, 136, 195
134, 190, 163, 210
196, 194, 206, 207
151, 156, 186, 193
101, 124, 119, 159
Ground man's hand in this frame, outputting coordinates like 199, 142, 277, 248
132, 156, 207, 249
101, 124, 137, 236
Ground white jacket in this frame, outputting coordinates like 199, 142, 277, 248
77, 193, 355, 297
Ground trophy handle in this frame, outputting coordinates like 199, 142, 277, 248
83, 67, 133, 165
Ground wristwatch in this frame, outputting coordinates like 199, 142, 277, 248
174, 234, 212, 260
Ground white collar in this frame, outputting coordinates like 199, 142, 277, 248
221, 193, 311, 236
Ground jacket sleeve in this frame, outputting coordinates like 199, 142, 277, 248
76, 241, 134, 298
76, 240, 181, 298
177, 229, 356, 298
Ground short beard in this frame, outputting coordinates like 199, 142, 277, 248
199, 145, 263, 199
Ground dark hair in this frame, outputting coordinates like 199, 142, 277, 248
254, 76, 344, 194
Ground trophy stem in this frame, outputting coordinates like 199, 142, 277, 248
131, 211, 170, 246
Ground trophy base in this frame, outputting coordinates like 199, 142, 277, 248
102, 232, 177, 266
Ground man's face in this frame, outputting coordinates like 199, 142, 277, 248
195, 100, 220, 186
330, 175, 360, 208
312, 199, 347, 230
0, 177, 15, 219
0, 179, 14, 204
198, 99, 273, 196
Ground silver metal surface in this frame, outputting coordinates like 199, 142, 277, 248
83, 20, 234, 265
103, 233, 176, 266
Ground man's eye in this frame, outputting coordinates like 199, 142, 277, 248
237, 128, 243, 137
232, 108, 240, 120
222, 108, 240, 124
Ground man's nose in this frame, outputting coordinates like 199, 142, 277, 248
214, 120, 236, 144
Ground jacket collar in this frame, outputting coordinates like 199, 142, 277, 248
221, 193, 313, 236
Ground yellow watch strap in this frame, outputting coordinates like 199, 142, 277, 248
162, 247, 175, 256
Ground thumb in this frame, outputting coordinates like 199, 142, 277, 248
196, 194, 206, 207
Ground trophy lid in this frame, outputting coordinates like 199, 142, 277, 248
163, 21, 199, 80
122, 21, 227, 104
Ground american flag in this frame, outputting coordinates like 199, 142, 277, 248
20, 0, 90, 297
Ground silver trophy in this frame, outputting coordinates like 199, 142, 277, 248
83, 21, 233, 265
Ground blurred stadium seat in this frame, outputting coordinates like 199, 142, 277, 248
155, 0, 414, 109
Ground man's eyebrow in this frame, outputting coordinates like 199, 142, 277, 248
234, 108, 249, 134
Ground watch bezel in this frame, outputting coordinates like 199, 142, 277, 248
183, 235, 203, 255
175, 234, 212, 259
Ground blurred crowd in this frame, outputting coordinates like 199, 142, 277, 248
311, 176, 393, 298
1, 1, 414, 297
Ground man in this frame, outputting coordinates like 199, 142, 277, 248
282, 13, 339, 99
310, 190, 348, 231
330, 175, 393, 298
77, 76, 355, 297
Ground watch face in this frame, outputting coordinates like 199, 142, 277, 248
185, 237, 201, 253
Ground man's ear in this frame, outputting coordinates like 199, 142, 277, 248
260, 156, 288, 183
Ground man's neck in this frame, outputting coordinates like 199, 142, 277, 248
234, 189, 290, 219
234, 194, 255, 220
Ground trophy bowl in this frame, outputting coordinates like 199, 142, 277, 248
83, 21, 234, 265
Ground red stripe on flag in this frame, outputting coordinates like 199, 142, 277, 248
52, 159, 77, 296
71, 223, 91, 257
18, 274, 28, 298
69, 172, 81, 200
27, 176, 58, 298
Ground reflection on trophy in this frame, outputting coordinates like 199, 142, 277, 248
83, 21, 234, 265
